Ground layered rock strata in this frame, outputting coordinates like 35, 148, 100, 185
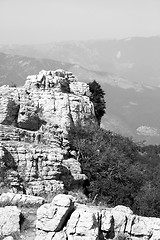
0, 69, 95, 195
35, 194, 160, 240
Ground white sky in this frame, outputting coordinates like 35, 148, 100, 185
0, 0, 160, 44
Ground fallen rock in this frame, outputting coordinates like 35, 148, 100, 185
36, 194, 74, 233
0, 192, 45, 207
0, 206, 21, 237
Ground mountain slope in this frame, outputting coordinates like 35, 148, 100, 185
0, 52, 73, 86
1, 36, 160, 86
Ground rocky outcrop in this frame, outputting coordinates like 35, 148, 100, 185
0, 69, 94, 132
0, 206, 21, 238
0, 138, 86, 195
35, 194, 160, 240
0, 69, 94, 195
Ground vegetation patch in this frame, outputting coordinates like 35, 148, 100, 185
68, 123, 160, 217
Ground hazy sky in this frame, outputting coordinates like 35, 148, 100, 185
0, 0, 160, 44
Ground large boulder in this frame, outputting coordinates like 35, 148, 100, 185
35, 194, 74, 239
0, 206, 21, 237
110, 205, 133, 234
66, 205, 100, 240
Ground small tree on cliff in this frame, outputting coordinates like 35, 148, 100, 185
89, 80, 106, 126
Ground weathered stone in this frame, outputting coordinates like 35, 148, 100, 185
130, 216, 160, 237
35, 230, 67, 240
110, 205, 132, 233
150, 231, 160, 240
67, 205, 100, 240
0, 193, 45, 206
0, 206, 20, 236
34, 194, 160, 240
112, 205, 133, 215
0, 69, 94, 195
101, 209, 113, 232
52, 231, 67, 240
36, 194, 74, 232
3, 236, 14, 240
70, 81, 89, 95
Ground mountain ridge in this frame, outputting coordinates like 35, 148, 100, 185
1, 36, 160, 86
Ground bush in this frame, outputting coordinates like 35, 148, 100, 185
69, 123, 160, 217
68, 124, 145, 209
89, 80, 106, 125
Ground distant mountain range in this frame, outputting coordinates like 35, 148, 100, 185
1, 36, 160, 144
1, 36, 160, 86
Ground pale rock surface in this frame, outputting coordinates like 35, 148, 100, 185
66, 205, 100, 240
70, 81, 90, 96
112, 205, 133, 215
101, 209, 113, 232
34, 230, 67, 240
3, 237, 14, 240
0, 192, 45, 206
0, 69, 94, 195
129, 215, 160, 238
0, 206, 20, 237
36, 194, 74, 233
17, 69, 95, 132
110, 205, 133, 234
35, 194, 160, 240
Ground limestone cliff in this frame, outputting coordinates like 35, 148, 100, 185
0, 69, 95, 195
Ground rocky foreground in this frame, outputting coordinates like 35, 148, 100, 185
0, 193, 160, 240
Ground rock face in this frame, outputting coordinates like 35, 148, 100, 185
0, 206, 21, 237
0, 69, 95, 195
35, 194, 160, 240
